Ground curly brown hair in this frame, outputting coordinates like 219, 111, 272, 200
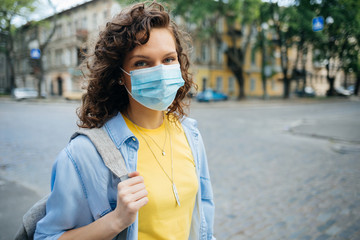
77, 1, 195, 128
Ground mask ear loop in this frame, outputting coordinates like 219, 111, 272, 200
119, 67, 128, 85
119, 67, 135, 99
120, 67, 131, 76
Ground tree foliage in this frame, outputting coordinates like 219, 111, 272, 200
310, 0, 360, 95
0, 0, 36, 92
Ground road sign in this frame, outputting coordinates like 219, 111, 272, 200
312, 16, 324, 32
30, 49, 41, 59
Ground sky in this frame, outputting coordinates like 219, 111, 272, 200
14, 0, 89, 26
33, 0, 89, 18
15, 0, 294, 26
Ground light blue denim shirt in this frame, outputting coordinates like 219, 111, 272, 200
35, 113, 215, 240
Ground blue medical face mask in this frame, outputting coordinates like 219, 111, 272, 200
120, 64, 185, 111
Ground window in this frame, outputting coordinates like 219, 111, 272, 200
93, 13, 97, 29
71, 47, 77, 66
49, 50, 54, 67
82, 17, 87, 29
64, 48, 71, 66
103, 10, 109, 21
216, 18, 224, 33
228, 77, 235, 94
251, 48, 256, 66
56, 24, 62, 39
271, 79, 276, 90
55, 49, 63, 66
75, 20, 80, 31
202, 78, 207, 91
67, 22, 72, 36
201, 44, 209, 63
216, 45, 223, 64
43, 54, 48, 70
216, 77, 223, 92
21, 59, 28, 73
250, 78, 256, 92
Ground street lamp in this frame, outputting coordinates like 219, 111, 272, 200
325, 16, 334, 25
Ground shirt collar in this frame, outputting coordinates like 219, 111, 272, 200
104, 112, 135, 149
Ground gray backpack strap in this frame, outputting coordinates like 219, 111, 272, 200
14, 193, 49, 240
71, 128, 129, 181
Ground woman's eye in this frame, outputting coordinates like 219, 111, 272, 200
134, 61, 147, 67
164, 57, 176, 63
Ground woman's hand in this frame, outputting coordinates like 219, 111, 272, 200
113, 171, 149, 231
59, 172, 148, 240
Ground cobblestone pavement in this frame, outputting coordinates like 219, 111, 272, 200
189, 99, 360, 240
0, 98, 359, 240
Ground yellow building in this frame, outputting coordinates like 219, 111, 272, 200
190, 20, 284, 99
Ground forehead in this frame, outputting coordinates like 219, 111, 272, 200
130, 28, 177, 56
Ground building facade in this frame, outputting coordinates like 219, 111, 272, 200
9, 0, 351, 99
13, 0, 120, 97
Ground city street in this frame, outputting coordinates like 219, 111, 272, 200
0, 98, 359, 240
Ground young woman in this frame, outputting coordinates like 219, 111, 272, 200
35, 2, 215, 239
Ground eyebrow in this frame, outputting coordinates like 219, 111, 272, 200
129, 51, 177, 60
129, 55, 151, 60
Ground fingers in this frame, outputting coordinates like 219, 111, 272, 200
119, 173, 144, 188
128, 171, 139, 178
131, 196, 149, 209
117, 172, 148, 201
131, 188, 148, 202
126, 181, 146, 193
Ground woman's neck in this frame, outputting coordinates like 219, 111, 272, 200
125, 103, 164, 129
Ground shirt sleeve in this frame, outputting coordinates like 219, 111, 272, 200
34, 147, 93, 240
198, 131, 215, 240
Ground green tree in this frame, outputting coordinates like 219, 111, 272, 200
312, 0, 360, 96
253, 2, 273, 99
268, 2, 304, 98
12, 0, 57, 98
33, 0, 57, 98
0, 0, 36, 93
292, 0, 317, 94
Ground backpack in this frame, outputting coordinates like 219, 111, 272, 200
14, 128, 129, 240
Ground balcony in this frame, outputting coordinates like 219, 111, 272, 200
76, 29, 88, 42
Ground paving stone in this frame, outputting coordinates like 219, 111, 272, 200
317, 213, 332, 223
338, 224, 359, 239
317, 219, 336, 232
325, 225, 342, 236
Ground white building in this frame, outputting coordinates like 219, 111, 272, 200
14, 0, 121, 97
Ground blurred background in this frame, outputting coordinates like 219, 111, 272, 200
0, 0, 360, 239
0, 0, 359, 100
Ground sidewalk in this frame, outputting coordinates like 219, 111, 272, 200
290, 118, 360, 144
1, 94, 359, 106
0, 178, 40, 240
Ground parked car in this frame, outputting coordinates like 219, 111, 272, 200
295, 86, 316, 97
12, 88, 44, 100
335, 86, 351, 97
63, 90, 85, 100
347, 85, 354, 95
196, 89, 228, 102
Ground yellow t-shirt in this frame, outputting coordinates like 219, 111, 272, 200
123, 114, 198, 240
